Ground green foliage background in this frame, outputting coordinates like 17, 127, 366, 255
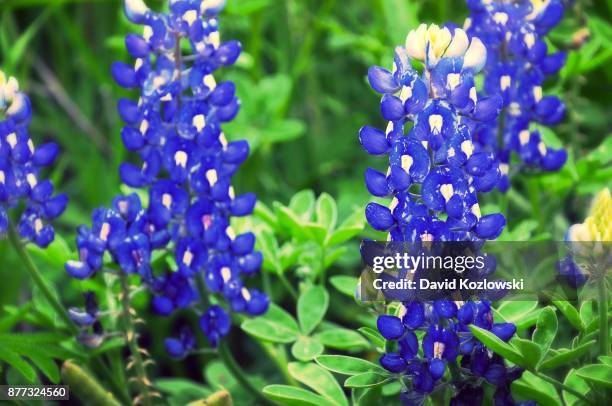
0, 0, 610, 403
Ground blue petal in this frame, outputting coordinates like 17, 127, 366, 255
491, 323, 516, 342
381, 94, 405, 121
368, 66, 400, 93
111, 62, 138, 88
365, 202, 394, 231
125, 34, 150, 58
473, 95, 502, 122
475, 214, 506, 239
380, 352, 407, 373
32, 143, 59, 166
364, 168, 389, 197
377, 315, 405, 340
359, 126, 389, 155
65, 260, 94, 279
429, 358, 446, 380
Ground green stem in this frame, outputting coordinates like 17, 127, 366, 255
194, 275, 275, 405
218, 341, 275, 406
598, 280, 609, 356
533, 371, 593, 405
277, 272, 298, 301
118, 273, 153, 406
8, 222, 77, 335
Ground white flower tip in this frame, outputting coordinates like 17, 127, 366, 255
463, 37, 487, 72
124, 0, 150, 21
201, 0, 226, 14
445, 28, 469, 58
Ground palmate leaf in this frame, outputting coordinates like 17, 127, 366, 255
314, 328, 369, 351
540, 340, 595, 370
241, 303, 300, 343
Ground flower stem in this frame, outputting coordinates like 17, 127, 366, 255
8, 222, 77, 335
193, 275, 274, 405
598, 279, 609, 356
218, 340, 275, 406
532, 371, 593, 405
118, 272, 154, 406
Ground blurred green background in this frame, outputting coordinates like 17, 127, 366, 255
0, 0, 610, 386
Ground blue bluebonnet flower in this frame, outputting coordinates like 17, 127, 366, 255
362, 23, 523, 404
0, 71, 67, 247
466, 0, 568, 191
66, 0, 268, 354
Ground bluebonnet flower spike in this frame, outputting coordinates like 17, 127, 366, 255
466, 0, 568, 191
0, 71, 67, 247
66, 0, 268, 354
361, 23, 525, 404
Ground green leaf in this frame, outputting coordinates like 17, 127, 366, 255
532, 307, 558, 354
0, 348, 35, 382
496, 301, 538, 323
156, 378, 211, 398
511, 371, 561, 406
291, 336, 324, 362
263, 385, 335, 406
289, 190, 316, 222
551, 300, 584, 332
288, 362, 348, 406
579, 301, 594, 326
303, 223, 328, 245
511, 338, 542, 370
26, 352, 59, 384
315, 355, 386, 375
329, 276, 358, 297
297, 286, 329, 335
266, 119, 306, 144
241, 304, 299, 343
469, 325, 525, 366
315, 328, 369, 351
599, 356, 612, 366
540, 340, 595, 370
575, 364, 612, 389
344, 372, 391, 388
257, 229, 281, 273
316, 193, 338, 231
357, 327, 386, 350
326, 208, 364, 246
562, 369, 590, 406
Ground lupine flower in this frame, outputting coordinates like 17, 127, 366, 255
466, 0, 568, 191
0, 71, 67, 247
362, 23, 523, 404
66, 0, 268, 354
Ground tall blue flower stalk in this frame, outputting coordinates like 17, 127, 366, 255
466, 0, 568, 191
0, 71, 67, 247
362, 24, 527, 404
65, 0, 268, 363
